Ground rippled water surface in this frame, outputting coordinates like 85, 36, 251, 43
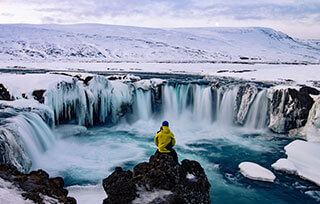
34, 119, 320, 204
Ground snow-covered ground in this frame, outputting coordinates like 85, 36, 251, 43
1, 62, 319, 87
0, 24, 319, 63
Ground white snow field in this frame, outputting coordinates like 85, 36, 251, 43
272, 140, 320, 186
239, 162, 276, 182
1, 62, 320, 87
0, 24, 319, 63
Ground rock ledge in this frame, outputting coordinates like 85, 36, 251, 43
103, 153, 211, 204
0, 164, 76, 204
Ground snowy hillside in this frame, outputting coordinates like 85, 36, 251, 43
0, 24, 319, 63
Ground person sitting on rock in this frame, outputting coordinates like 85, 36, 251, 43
154, 120, 178, 163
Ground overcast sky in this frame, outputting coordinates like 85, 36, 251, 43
0, 0, 319, 39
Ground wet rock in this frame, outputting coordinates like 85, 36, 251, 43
102, 167, 137, 204
0, 83, 13, 101
234, 84, 258, 125
103, 153, 211, 204
269, 86, 317, 133
84, 76, 93, 85
32, 89, 46, 103
300, 86, 320, 95
0, 164, 76, 204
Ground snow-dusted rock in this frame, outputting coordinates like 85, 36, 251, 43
239, 162, 276, 182
0, 164, 76, 203
134, 78, 165, 90
268, 86, 317, 133
295, 95, 320, 142
272, 140, 320, 186
132, 187, 172, 204
103, 153, 211, 204
107, 74, 141, 82
233, 84, 258, 125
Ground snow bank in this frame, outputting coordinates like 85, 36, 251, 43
0, 73, 73, 99
239, 162, 276, 182
272, 140, 320, 186
132, 187, 172, 204
0, 178, 33, 204
134, 78, 165, 90
67, 185, 106, 204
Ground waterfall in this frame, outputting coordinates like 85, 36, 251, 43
44, 76, 133, 126
41, 76, 270, 129
132, 89, 152, 121
192, 86, 213, 123
129, 83, 271, 128
244, 90, 269, 129
7, 112, 56, 167
216, 87, 239, 125
159, 84, 214, 123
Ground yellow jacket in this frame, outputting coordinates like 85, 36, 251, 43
155, 126, 176, 153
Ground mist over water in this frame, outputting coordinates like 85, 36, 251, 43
19, 83, 319, 203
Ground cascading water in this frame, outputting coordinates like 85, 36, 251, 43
245, 90, 269, 129
44, 76, 132, 126
1, 77, 318, 204
132, 89, 152, 121
7, 112, 56, 168
216, 87, 239, 125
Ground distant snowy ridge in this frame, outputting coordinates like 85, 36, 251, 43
0, 24, 319, 63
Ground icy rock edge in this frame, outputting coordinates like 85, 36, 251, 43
0, 164, 76, 204
102, 153, 211, 204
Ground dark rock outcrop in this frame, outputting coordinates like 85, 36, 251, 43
234, 84, 258, 125
0, 83, 13, 101
269, 86, 318, 133
32, 89, 46, 104
0, 164, 76, 204
103, 153, 211, 204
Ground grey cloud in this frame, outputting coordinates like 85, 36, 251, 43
314, 15, 320, 22
0, 13, 15, 17
13, 0, 320, 22
41, 16, 65, 24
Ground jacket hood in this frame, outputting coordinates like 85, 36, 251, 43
162, 126, 170, 133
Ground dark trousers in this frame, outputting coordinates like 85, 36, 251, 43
155, 149, 179, 164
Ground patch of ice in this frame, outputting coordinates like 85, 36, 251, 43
271, 158, 297, 174
67, 184, 106, 204
186, 173, 198, 182
239, 162, 276, 182
273, 140, 320, 186
132, 187, 172, 204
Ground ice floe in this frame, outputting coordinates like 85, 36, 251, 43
239, 162, 276, 182
272, 140, 320, 186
